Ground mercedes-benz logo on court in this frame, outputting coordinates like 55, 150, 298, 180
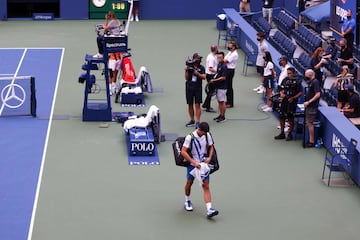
1, 83, 26, 109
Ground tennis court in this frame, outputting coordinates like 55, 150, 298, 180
0, 20, 360, 240
0, 48, 64, 240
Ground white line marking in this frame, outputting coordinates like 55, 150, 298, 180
27, 48, 65, 240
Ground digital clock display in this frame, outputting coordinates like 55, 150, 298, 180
112, 2, 126, 10
89, 0, 128, 19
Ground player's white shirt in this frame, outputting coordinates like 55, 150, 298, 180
183, 131, 213, 163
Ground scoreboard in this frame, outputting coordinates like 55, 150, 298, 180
89, 0, 129, 19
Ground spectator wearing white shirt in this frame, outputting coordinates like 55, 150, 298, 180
202, 45, 218, 112
224, 41, 239, 108
278, 56, 291, 87
254, 32, 268, 93
261, 51, 275, 112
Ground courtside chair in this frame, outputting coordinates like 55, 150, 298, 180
218, 19, 239, 49
322, 138, 358, 186
242, 53, 257, 76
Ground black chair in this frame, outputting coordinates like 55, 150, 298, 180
322, 138, 358, 186
218, 19, 239, 48
242, 52, 257, 76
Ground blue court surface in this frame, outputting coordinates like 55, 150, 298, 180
0, 48, 64, 240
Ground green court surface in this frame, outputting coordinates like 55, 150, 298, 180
1, 20, 360, 240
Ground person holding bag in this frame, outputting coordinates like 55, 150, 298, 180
181, 122, 219, 219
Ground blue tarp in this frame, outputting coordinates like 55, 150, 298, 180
300, 0, 330, 23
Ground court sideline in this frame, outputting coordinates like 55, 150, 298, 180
0, 20, 360, 240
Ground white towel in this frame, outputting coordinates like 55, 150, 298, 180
190, 163, 210, 186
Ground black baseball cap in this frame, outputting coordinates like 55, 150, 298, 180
198, 122, 210, 132
193, 53, 202, 60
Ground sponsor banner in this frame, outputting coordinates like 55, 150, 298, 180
32, 13, 54, 20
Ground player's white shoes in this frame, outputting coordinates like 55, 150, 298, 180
184, 200, 193, 211
206, 208, 219, 218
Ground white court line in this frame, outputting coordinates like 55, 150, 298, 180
0, 48, 27, 116
27, 48, 65, 240
0, 47, 65, 50
0, 74, 16, 76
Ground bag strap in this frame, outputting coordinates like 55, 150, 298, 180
205, 132, 215, 148
193, 135, 203, 161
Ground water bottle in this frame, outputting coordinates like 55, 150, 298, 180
316, 138, 322, 148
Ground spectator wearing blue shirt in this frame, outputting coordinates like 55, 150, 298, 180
341, 10, 355, 52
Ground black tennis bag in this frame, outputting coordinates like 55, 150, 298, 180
172, 136, 190, 167
172, 134, 219, 174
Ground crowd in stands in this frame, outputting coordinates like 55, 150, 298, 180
245, 5, 360, 146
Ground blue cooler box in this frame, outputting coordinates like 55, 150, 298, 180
128, 127, 155, 156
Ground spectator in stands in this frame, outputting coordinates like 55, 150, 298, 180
341, 10, 355, 52
337, 38, 354, 75
224, 41, 239, 108
211, 51, 228, 123
130, 0, 140, 22
254, 32, 268, 94
93, 11, 121, 58
333, 65, 353, 110
184, 53, 206, 129
261, 51, 275, 112
277, 56, 291, 87
310, 47, 326, 87
341, 84, 360, 118
322, 38, 338, 61
304, 69, 321, 148
202, 45, 218, 113
296, 0, 306, 23
262, 0, 274, 24
239, 0, 251, 12
274, 67, 302, 141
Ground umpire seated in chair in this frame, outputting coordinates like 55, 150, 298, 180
274, 67, 303, 141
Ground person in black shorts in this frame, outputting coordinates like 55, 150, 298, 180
185, 53, 206, 129
304, 69, 321, 148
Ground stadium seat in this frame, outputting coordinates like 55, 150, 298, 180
253, 17, 272, 38
273, 10, 296, 36
269, 30, 296, 60
292, 52, 311, 75
322, 138, 357, 186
